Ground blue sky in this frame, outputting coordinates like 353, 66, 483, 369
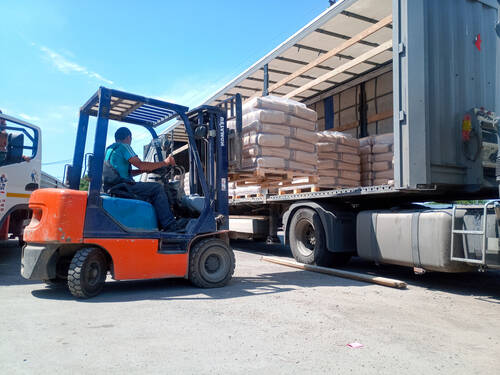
1, 0, 328, 180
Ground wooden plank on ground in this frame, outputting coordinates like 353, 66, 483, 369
262, 256, 407, 289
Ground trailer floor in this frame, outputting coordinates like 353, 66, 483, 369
1, 239, 499, 374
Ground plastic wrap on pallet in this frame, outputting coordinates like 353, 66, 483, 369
317, 131, 360, 148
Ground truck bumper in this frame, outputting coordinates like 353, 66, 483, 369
21, 244, 59, 280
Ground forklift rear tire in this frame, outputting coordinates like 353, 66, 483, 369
189, 238, 235, 288
67, 248, 108, 298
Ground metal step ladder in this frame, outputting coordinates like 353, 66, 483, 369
450, 199, 500, 266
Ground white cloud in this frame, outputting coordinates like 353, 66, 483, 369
18, 113, 40, 122
38, 45, 114, 85
157, 80, 221, 109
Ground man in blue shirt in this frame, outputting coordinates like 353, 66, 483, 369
105, 127, 177, 231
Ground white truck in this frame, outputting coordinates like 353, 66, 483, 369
0, 113, 64, 243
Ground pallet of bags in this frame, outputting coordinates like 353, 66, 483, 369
227, 95, 318, 181
371, 133, 394, 185
316, 131, 361, 189
359, 136, 373, 186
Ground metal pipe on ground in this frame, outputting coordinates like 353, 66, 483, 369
262, 256, 407, 289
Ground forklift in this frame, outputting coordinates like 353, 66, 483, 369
21, 87, 235, 298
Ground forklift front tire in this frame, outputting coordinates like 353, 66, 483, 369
189, 238, 235, 288
68, 248, 108, 298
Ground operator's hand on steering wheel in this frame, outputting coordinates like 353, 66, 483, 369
164, 155, 176, 167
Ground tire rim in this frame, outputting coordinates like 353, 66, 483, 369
200, 247, 230, 283
85, 260, 102, 287
296, 218, 316, 257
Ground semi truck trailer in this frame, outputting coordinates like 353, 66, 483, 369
152, 0, 500, 272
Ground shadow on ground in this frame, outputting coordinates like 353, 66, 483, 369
0, 241, 42, 286
231, 240, 500, 304
3, 239, 500, 304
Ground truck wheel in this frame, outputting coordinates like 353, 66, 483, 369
189, 238, 235, 288
67, 248, 107, 298
289, 208, 334, 267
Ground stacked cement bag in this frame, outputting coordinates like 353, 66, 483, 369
316, 131, 361, 188
228, 96, 318, 176
360, 137, 373, 186
371, 133, 394, 185
359, 133, 394, 186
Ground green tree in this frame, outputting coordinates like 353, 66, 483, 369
79, 175, 90, 191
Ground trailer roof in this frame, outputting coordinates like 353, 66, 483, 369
205, 0, 393, 105
167, 0, 393, 141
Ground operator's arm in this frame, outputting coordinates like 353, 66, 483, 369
128, 155, 175, 172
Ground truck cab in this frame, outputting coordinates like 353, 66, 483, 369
0, 113, 42, 242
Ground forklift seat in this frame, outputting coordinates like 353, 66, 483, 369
101, 195, 158, 231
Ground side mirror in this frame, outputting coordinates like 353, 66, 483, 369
496, 22, 500, 38
194, 125, 207, 139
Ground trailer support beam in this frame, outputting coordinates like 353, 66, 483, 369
285, 40, 393, 99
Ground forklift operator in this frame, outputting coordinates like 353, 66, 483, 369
105, 127, 177, 231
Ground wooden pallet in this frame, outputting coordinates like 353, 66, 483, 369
229, 168, 315, 186
278, 184, 358, 194
278, 184, 321, 195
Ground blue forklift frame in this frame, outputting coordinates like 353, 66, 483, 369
68, 86, 229, 244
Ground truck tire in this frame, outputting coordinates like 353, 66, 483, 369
289, 208, 334, 267
189, 238, 235, 288
289, 208, 352, 267
67, 248, 107, 298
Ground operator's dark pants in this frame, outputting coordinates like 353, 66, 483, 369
128, 182, 175, 229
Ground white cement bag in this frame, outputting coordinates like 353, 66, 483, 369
244, 145, 317, 165
318, 143, 358, 154
317, 131, 360, 148
243, 95, 318, 122
318, 176, 359, 187
243, 132, 316, 153
317, 151, 360, 164
317, 160, 361, 172
372, 161, 393, 172
375, 169, 394, 179
373, 152, 394, 162
242, 156, 316, 173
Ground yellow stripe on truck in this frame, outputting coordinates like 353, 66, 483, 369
6, 192, 31, 198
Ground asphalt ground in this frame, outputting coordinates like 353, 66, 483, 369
1, 239, 499, 374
